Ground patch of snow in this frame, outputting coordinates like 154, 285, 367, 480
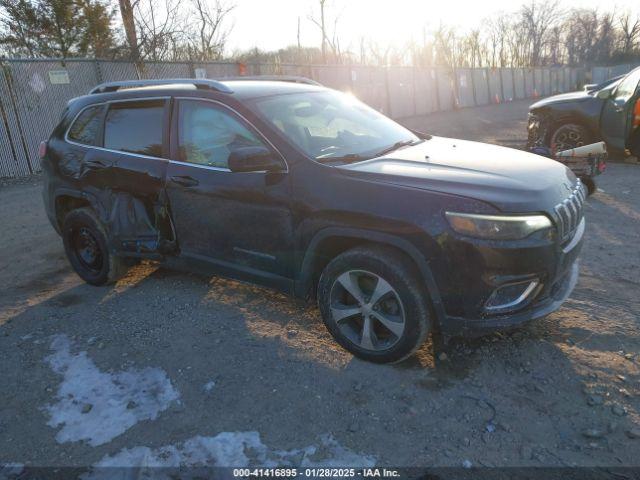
84, 432, 375, 478
202, 381, 216, 393
44, 335, 180, 446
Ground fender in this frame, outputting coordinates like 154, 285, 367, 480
295, 226, 446, 327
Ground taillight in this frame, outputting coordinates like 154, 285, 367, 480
38, 141, 47, 159
634, 99, 640, 127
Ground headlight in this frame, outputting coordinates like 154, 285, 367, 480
445, 212, 552, 240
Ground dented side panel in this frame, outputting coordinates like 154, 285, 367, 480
43, 98, 174, 259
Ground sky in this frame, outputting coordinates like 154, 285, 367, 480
226, 0, 640, 53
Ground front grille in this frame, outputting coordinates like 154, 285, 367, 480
554, 179, 586, 242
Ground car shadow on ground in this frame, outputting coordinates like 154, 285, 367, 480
2, 253, 638, 467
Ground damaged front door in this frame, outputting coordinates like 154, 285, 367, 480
165, 98, 293, 286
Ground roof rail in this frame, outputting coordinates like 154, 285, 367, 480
89, 78, 233, 94
222, 75, 321, 86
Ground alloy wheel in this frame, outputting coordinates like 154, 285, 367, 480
329, 269, 406, 351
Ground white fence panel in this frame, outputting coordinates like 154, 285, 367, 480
5, 60, 99, 173
0, 67, 31, 177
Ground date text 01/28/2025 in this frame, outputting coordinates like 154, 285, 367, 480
232, 468, 400, 477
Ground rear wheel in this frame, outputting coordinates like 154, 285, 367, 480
317, 246, 431, 363
548, 123, 592, 152
62, 208, 128, 285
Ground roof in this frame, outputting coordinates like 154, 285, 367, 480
69, 77, 328, 111
217, 80, 325, 99
88, 77, 325, 99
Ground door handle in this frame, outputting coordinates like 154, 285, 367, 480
170, 175, 199, 187
84, 159, 110, 170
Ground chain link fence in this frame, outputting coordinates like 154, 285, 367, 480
0, 58, 589, 179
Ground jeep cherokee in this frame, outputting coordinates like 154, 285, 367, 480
41, 77, 585, 363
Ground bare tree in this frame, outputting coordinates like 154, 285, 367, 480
619, 12, 640, 56
134, 0, 183, 61
366, 40, 392, 66
309, 0, 343, 63
519, 0, 562, 66
186, 0, 234, 61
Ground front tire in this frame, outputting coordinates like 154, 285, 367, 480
317, 246, 431, 364
62, 208, 128, 286
547, 123, 592, 152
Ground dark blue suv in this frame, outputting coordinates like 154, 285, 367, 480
41, 77, 585, 363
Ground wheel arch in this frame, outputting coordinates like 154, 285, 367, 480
295, 227, 446, 326
53, 189, 105, 232
545, 113, 600, 147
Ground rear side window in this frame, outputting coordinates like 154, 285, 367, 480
104, 100, 165, 157
68, 105, 103, 145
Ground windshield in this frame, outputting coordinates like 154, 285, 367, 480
613, 67, 640, 103
590, 76, 622, 92
250, 90, 420, 162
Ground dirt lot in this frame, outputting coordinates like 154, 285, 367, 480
1, 99, 639, 472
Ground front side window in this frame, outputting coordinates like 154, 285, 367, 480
250, 90, 419, 161
178, 100, 265, 168
68, 105, 104, 145
104, 100, 165, 157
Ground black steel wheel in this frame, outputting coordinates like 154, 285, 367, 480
549, 123, 592, 152
62, 208, 128, 285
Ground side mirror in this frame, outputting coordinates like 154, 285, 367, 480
228, 146, 284, 173
596, 88, 612, 99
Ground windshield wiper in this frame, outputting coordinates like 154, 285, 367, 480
373, 139, 423, 157
316, 153, 367, 164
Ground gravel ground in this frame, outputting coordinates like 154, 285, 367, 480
1, 99, 639, 471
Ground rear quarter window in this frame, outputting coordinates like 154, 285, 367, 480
104, 100, 165, 157
67, 105, 104, 145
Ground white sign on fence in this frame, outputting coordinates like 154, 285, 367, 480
48, 70, 70, 85
194, 68, 207, 79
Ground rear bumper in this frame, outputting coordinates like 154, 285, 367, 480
440, 260, 579, 337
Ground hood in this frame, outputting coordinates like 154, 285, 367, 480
529, 90, 593, 110
338, 136, 576, 213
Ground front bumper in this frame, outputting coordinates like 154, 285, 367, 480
440, 260, 579, 336
435, 213, 584, 337
526, 112, 548, 149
